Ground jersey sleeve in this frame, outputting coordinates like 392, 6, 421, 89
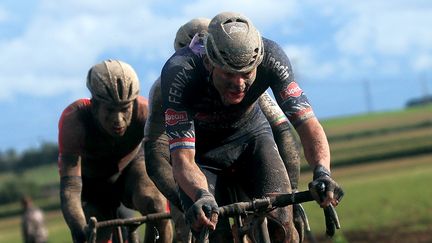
58, 100, 87, 156
160, 53, 197, 152
262, 38, 315, 127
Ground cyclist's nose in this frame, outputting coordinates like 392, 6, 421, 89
112, 112, 123, 125
229, 75, 246, 91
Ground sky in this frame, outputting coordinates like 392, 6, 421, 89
0, 0, 431, 152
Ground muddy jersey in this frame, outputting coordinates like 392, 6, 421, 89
161, 37, 314, 152
58, 97, 148, 179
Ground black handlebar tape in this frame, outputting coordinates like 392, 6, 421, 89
218, 198, 271, 217
272, 191, 314, 207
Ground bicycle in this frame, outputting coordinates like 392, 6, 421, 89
197, 182, 341, 243
86, 183, 340, 243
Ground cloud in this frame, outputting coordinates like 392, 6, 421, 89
0, 0, 183, 101
332, 1, 432, 72
283, 45, 336, 81
412, 54, 432, 72
0, 0, 304, 101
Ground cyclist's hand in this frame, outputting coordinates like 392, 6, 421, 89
186, 189, 219, 235
309, 165, 344, 208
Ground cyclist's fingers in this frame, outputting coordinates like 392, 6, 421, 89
195, 211, 217, 231
334, 187, 345, 202
200, 214, 217, 230
320, 191, 335, 207
210, 212, 218, 227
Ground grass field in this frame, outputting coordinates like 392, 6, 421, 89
0, 105, 431, 242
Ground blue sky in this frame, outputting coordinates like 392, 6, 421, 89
1, 0, 431, 152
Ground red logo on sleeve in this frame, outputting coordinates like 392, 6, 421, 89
280, 82, 303, 100
165, 109, 188, 126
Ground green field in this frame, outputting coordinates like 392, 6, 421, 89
1, 105, 431, 242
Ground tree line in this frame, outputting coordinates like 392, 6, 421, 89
0, 142, 58, 173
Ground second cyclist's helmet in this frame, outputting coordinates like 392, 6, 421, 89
174, 18, 211, 51
86, 59, 140, 104
205, 12, 264, 73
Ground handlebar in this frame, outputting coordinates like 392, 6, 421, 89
217, 184, 341, 237
86, 212, 171, 243
218, 190, 314, 217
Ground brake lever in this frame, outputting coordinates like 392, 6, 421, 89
316, 182, 341, 237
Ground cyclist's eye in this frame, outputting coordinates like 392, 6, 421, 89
243, 71, 253, 79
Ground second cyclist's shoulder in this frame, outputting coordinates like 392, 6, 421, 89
135, 96, 149, 122
263, 37, 287, 62
59, 98, 91, 124
162, 47, 204, 75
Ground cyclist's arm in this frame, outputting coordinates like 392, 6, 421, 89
263, 39, 329, 171
58, 105, 87, 242
171, 148, 209, 201
295, 117, 331, 171
144, 78, 183, 210
58, 154, 87, 243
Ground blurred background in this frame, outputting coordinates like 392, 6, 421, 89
0, 0, 431, 242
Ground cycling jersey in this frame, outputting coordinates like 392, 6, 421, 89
58, 97, 147, 179
161, 37, 314, 153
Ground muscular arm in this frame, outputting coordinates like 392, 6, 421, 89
295, 117, 331, 171
144, 78, 183, 210
171, 149, 209, 201
58, 154, 87, 243
144, 138, 182, 210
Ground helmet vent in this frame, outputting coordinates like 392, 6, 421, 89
104, 85, 115, 101
117, 78, 124, 99
127, 83, 133, 99
223, 18, 247, 25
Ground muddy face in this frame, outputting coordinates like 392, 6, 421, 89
94, 101, 133, 137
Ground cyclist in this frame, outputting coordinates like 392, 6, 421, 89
145, 17, 306, 242
58, 59, 173, 243
160, 12, 344, 243
145, 18, 211, 243
21, 196, 48, 243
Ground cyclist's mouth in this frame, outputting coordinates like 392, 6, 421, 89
113, 126, 125, 134
227, 91, 245, 100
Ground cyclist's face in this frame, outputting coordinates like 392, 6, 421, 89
95, 101, 133, 137
211, 66, 257, 106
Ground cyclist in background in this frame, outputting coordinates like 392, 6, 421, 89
145, 18, 211, 243
159, 12, 344, 242
58, 59, 173, 243
21, 196, 48, 243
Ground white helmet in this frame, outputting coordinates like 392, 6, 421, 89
205, 12, 264, 73
86, 59, 140, 104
